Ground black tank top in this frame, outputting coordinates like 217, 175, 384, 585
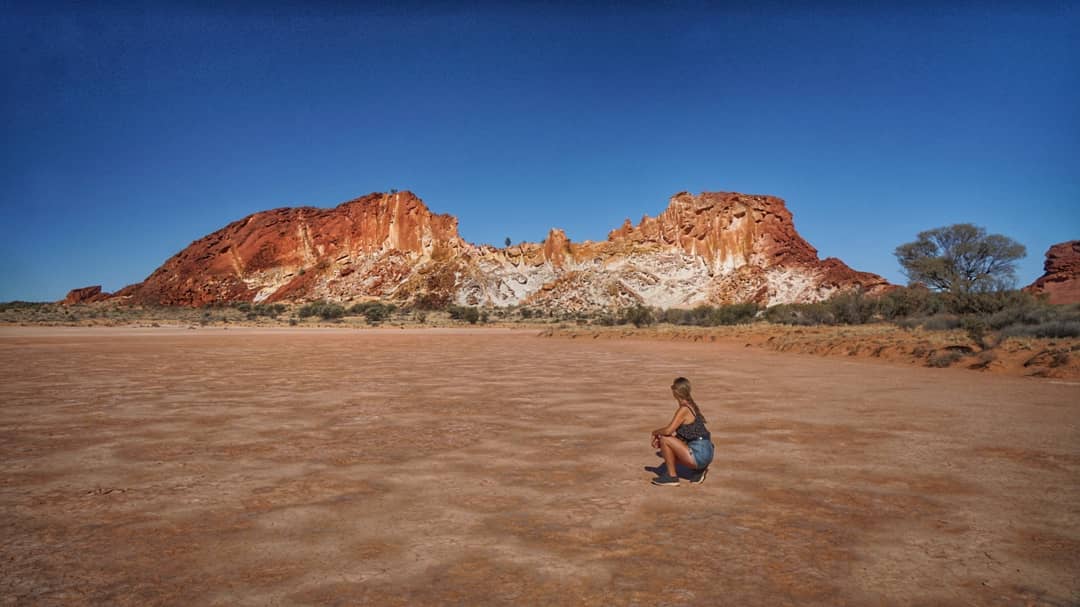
675, 408, 710, 441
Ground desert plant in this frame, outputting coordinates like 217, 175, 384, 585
827, 290, 876, 325
764, 302, 834, 326
298, 300, 344, 320
621, 305, 654, 327
895, 223, 1026, 297
927, 350, 965, 368
448, 305, 480, 324
710, 303, 760, 325
349, 301, 394, 323
464, 307, 480, 324
1001, 320, 1080, 339
920, 314, 963, 331
961, 317, 995, 351
876, 286, 946, 319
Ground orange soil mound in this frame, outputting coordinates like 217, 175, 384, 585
542, 324, 1080, 380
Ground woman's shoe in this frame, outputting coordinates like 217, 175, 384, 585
651, 473, 680, 487
691, 467, 708, 484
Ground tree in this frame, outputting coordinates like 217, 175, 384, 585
894, 224, 1026, 294
504, 237, 511, 247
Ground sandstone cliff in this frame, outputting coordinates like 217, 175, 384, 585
102, 190, 890, 311
63, 285, 111, 305
1025, 240, 1080, 304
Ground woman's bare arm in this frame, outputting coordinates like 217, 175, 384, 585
652, 406, 692, 437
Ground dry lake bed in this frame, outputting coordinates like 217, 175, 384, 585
1, 327, 1078, 606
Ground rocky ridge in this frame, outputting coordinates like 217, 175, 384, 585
1024, 240, 1080, 304
73, 190, 891, 310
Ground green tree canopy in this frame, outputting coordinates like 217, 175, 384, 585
894, 223, 1026, 294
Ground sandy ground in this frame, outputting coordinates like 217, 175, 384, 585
1, 327, 1078, 606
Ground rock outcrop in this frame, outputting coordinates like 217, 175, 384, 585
1025, 240, 1080, 304
103, 190, 890, 310
63, 285, 111, 305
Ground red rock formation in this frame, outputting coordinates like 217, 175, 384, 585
101, 190, 891, 310
1025, 241, 1080, 304
115, 192, 465, 307
62, 285, 111, 305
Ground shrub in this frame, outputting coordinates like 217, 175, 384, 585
927, 351, 965, 367
448, 305, 480, 324
827, 291, 876, 325
764, 303, 833, 326
876, 286, 946, 319
621, 305, 654, 327
1001, 321, 1080, 339
961, 317, 995, 350
464, 307, 480, 324
240, 303, 285, 319
710, 303, 760, 325
920, 315, 962, 331
415, 293, 449, 310
349, 301, 394, 324
298, 300, 344, 320
0, 301, 46, 312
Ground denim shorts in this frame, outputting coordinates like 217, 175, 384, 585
687, 438, 714, 468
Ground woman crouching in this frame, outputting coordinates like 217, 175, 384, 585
650, 377, 714, 486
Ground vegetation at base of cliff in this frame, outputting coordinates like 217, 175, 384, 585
297, 300, 345, 320
447, 305, 483, 324
3, 288, 1077, 344
348, 301, 397, 324
233, 302, 287, 319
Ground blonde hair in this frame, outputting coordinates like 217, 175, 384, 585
672, 377, 704, 420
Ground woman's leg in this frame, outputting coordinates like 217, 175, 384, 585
658, 436, 698, 477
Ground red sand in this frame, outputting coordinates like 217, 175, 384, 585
1, 327, 1078, 605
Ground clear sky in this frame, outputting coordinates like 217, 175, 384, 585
2, 2, 1077, 302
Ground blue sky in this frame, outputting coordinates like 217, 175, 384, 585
2, 2, 1077, 302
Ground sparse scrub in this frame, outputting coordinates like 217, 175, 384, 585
827, 290, 876, 325
0, 301, 45, 312
298, 300, 344, 320
620, 305, 654, 327
962, 317, 993, 350
348, 301, 395, 324
1001, 320, 1080, 339
764, 302, 833, 326
927, 350, 965, 368
919, 315, 963, 331
664, 303, 759, 326
876, 286, 945, 319
448, 305, 480, 324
